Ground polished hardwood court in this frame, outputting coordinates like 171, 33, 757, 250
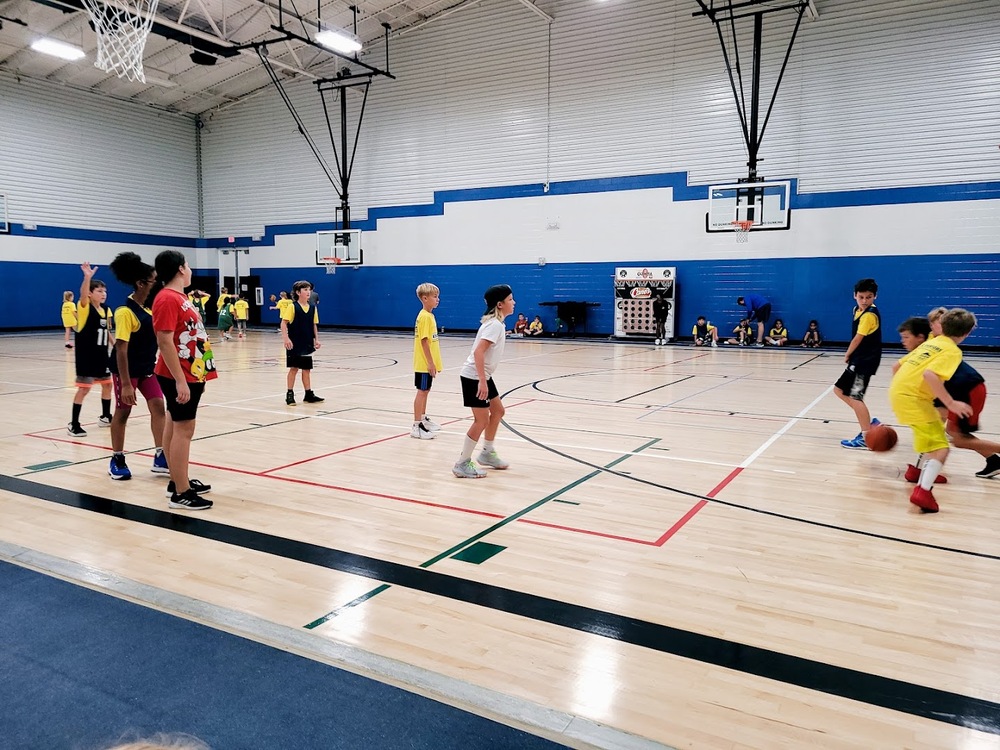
1, 330, 999, 749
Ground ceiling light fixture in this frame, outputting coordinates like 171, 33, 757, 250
30, 38, 86, 61
315, 28, 362, 55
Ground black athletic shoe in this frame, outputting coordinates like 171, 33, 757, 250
975, 454, 1000, 479
303, 390, 325, 403
286, 390, 296, 405
165, 479, 213, 497
169, 489, 213, 510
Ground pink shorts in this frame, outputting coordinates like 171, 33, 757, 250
112, 373, 164, 408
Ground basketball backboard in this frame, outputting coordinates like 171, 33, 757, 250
706, 180, 791, 232
316, 229, 363, 266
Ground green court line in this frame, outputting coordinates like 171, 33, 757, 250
304, 438, 660, 629
451, 541, 506, 565
304, 584, 391, 630
552, 499, 580, 505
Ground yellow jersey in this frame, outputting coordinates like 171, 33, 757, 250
888, 336, 962, 424
233, 299, 250, 320
61, 301, 77, 327
413, 309, 443, 373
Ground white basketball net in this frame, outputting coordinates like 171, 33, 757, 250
81, 0, 160, 83
732, 220, 753, 244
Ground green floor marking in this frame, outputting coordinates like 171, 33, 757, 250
24, 460, 73, 471
420, 437, 660, 568
304, 584, 391, 630
303, 438, 659, 628
451, 541, 506, 565
552, 499, 580, 505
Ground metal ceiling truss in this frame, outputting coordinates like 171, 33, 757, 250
693, 0, 814, 183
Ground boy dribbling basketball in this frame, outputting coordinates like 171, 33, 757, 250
836, 278, 883, 449
889, 309, 976, 513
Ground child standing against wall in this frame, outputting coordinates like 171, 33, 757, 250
453, 284, 515, 478
412, 283, 443, 439
281, 280, 324, 406
68, 263, 114, 437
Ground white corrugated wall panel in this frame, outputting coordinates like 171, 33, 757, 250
202, 0, 1000, 235
0, 74, 198, 235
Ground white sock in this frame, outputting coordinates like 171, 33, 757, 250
914, 454, 925, 470
920, 459, 944, 490
482, 440, 495, 454
459, 435, 478, 462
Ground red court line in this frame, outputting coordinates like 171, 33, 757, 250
652, 467, 744, 546
22, 396, 729, 549
259, 399, 537, 474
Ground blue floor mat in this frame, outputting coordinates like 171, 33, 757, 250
0, 561, 567, 749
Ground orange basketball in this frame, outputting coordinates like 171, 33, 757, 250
866, 424, 898, 452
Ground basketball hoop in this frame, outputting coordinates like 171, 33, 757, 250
732, 220, 754, 244
320, 257, 342, 275
81, 0, 160, 83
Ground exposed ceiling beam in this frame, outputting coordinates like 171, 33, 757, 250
511, 0, 552, 23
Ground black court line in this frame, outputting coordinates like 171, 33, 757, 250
792, 352, 826, 370
615, 375, 695, 403
1, 473, 998, 735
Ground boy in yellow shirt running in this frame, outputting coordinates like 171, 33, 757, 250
888, 308, 976, 513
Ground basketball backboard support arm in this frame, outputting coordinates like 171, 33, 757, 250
693, 0, 811, 182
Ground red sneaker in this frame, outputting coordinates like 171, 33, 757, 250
909, 486, 939, 513
904, 464, 947, 484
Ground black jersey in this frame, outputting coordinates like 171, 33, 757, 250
75, 303, 112, 378
109, 297, 158, 379
849, 305, 882, 376
286, 302, 316, 356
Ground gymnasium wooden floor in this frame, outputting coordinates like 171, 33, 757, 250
2, 329, 999, 749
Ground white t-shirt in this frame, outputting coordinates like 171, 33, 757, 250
460, 318, 506, 379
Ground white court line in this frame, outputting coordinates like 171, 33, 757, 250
211, 401, 755, 472
738, 385, 833, 469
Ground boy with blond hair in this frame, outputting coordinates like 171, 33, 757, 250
412, 283, 443, 439
889, 309, 977, 512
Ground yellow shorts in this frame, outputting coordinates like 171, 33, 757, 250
908, 421, 949, 454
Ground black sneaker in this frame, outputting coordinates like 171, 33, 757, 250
67, 422, 87, 437
303, 390, 325, 403
286, 390, 296, 405
975, 454, 1000, 479
169, 489, 213, 510
165, 479, 213, 497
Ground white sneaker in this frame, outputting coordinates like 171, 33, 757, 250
422, 416, 441, 432
410, 422, 435, 440
453, 459, 486, 479
711, 340, 718, 348
477, 449, 510, 470
654, 339, 660, 346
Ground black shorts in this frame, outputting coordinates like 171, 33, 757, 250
414, 372, 434, 391
461, 375, 499, 408
286, 353, 313, 370
834, 367, 872, 401
156, 375, 206, 422
751, 303, 772, 324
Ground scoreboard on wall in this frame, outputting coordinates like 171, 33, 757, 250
613, 267, 677, 340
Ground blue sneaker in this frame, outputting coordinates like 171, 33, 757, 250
108, 453, 132, 480
840, 418, 880, 449
151, 448, 169, 474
